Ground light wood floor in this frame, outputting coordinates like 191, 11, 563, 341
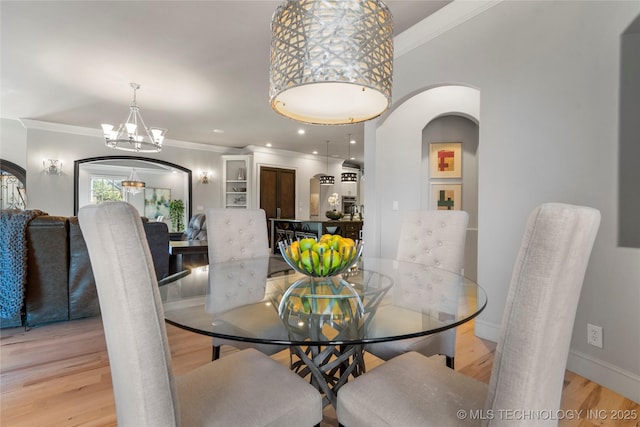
1, 317, 638, 427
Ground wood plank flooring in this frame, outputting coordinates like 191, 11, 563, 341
1, 317, 638, 426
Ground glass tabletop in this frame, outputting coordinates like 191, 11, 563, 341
159, 257, 487, 346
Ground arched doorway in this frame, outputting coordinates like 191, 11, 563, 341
366, 84, 481, 261
0, 159, 27, 210
422, 115, 479, 281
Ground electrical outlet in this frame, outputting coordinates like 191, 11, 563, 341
587, 323, 603, 348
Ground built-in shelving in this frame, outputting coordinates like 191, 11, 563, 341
222, 155, 251, 209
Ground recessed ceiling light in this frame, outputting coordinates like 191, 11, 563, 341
312, 150, 318, 155
350, 157, 356, 160
266, 143, 272, 147
213, 129, 225, 134
350, 138, 356, 144
298, 129, 305, 135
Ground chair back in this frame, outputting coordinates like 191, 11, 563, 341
396, 210, 469, 274
78, 202, 179, 426
206, 208, 270, 262
206, 257, 270, 313
485, 203, 600, 426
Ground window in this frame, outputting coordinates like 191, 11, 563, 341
91, 177, 123, 204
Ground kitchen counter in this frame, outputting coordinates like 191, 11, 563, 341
269, 218, 363, 254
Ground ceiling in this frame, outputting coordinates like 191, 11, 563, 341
1, 1, 451, 164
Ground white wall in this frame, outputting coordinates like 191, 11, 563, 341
0, 118, 27, 167
368, 1, 640, 401
18, 122, 225, 216
9, 121, 348, 222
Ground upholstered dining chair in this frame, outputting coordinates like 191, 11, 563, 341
206, 208, 287, 360
366, 210, 469, 369
78, 202, 322, 427
337, 203, 601, 427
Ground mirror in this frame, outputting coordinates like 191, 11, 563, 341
1, 159, 27, 210
74, 156, 192, 232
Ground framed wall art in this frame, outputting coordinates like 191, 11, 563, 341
429, 142, 462, 178
144, 188, 171, 220
431, 183, 462, 211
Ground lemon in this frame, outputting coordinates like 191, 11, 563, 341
319, 234, 333, 242
338, 237, 355, 250
288, 240, 301, 262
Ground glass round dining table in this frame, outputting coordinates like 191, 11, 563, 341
159, 256, 487, 408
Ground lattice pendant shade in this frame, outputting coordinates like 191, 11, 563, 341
341, 172, 358, 182
270, 0, 393, 125
319, 174, 335, 185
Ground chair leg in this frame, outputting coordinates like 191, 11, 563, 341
446, 355, 454, 369
212, 345, 221, 361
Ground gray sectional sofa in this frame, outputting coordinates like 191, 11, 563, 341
1, 214, 169, 328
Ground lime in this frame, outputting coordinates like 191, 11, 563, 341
299, 238, 316, 252
300, 250, 320, 274
328, 235, 342, 251
311, 242, 330, 255
323, 249, 341, 273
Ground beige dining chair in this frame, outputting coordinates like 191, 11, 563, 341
78, 202, 322, 426
366, 210, 469, 369
337, 203, 601, 427
206, 208, 287, 360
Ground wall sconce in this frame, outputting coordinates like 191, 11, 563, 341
43, 159, 62, 175
200, 171, 209, 184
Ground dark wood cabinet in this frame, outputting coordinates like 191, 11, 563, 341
260, 166, 296, 220
341, 222, 362, 241
269, 219, 363, 254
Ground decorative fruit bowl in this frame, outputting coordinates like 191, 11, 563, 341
325, 210, 343, 220
278, 234, 363, 278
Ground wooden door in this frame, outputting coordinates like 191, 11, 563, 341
260, 167, 296, 220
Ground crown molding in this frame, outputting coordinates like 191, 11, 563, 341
244, 144, 342, 162
18, 118, 236, 154
394, 0, 503, 58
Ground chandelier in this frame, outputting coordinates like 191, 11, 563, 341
320, 140, 335, 185
269, 0, 393, 125
101, 83, 166, 153
122, 169, 145, 195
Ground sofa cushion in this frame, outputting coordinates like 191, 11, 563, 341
25, 216, 69, 326
68, 218, 100, 320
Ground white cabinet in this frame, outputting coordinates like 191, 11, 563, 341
222, 155, 251, 209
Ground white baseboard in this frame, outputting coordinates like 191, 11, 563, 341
471, 320, 640, 403
474, 318, 500, 342
567, 350, 640, 404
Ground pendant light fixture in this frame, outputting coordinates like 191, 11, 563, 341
269, 0, 393, 125
319, 140, 335, 185
101, 83, 166, 153
341, 134, 358, 182
122, 169, 145, 194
